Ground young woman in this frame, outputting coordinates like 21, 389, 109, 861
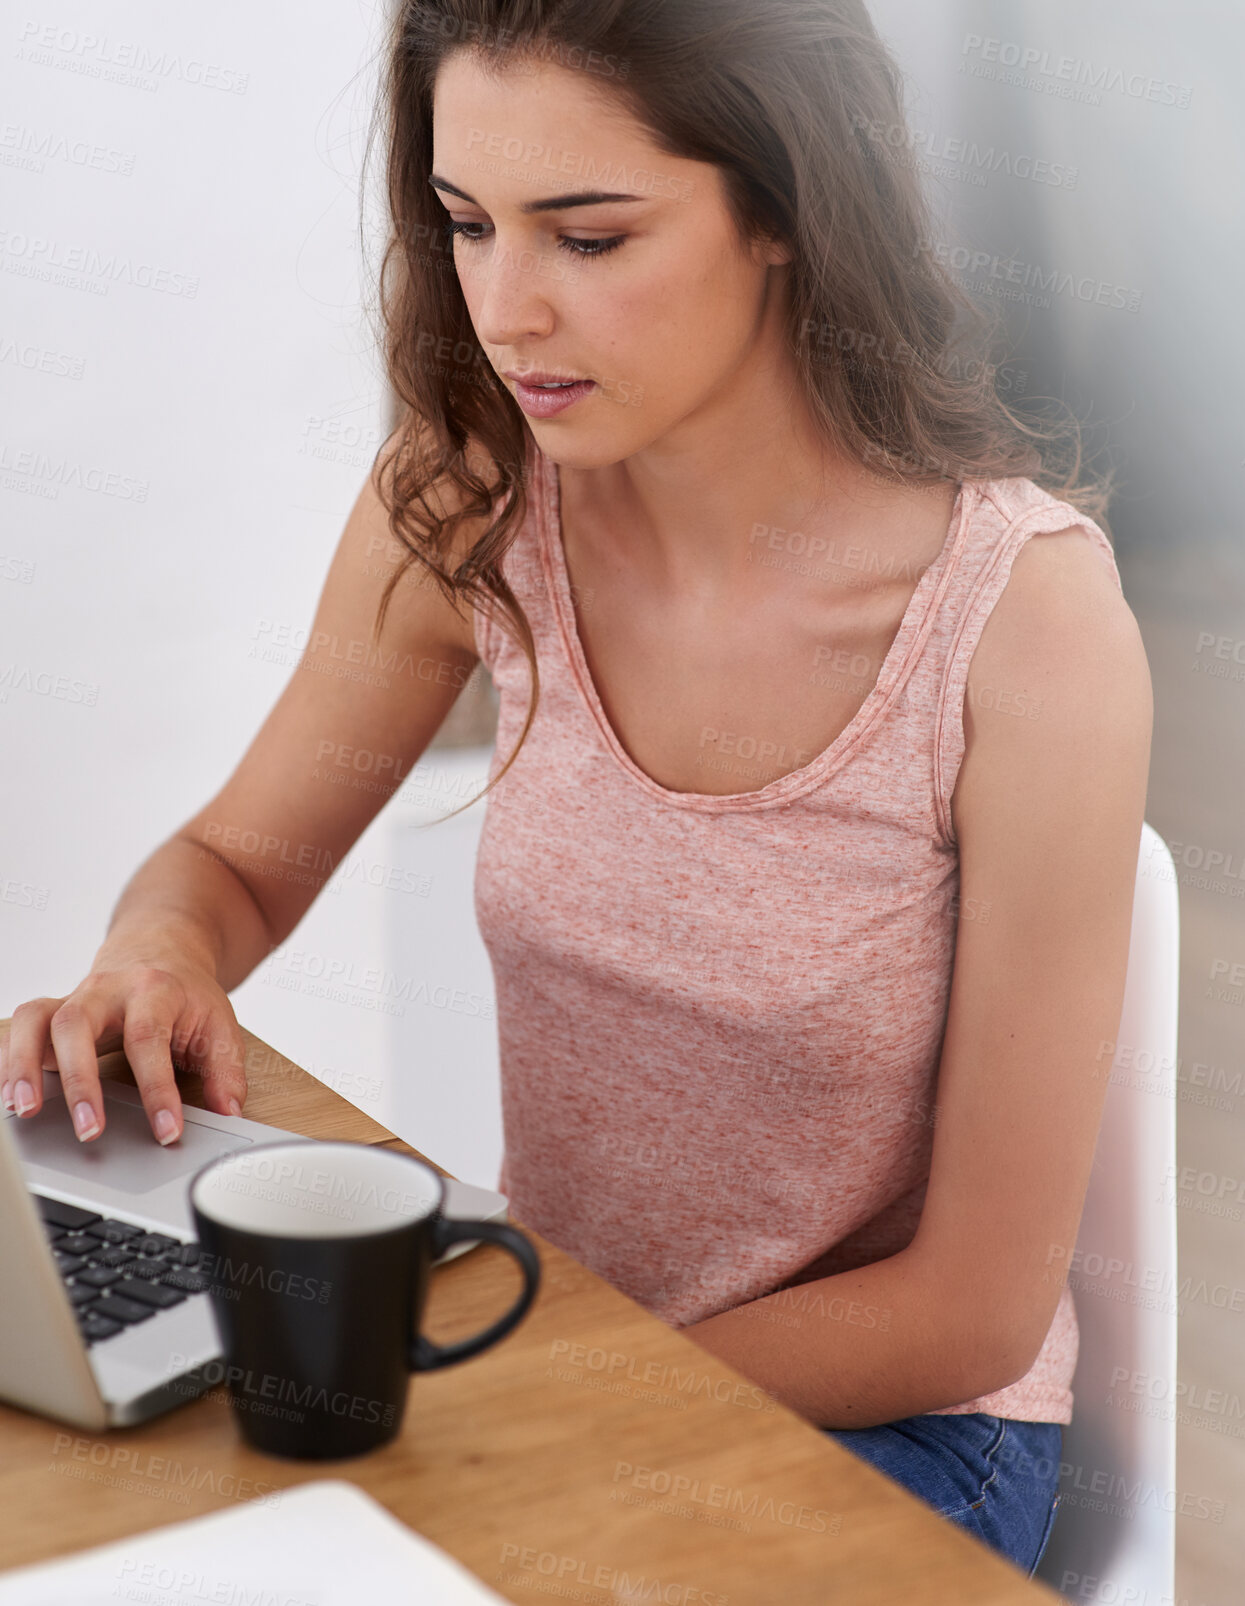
1, 0, 1150, 1580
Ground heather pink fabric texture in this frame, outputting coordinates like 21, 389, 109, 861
471, 436, 1123, 1426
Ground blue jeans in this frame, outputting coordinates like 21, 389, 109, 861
823, 1412, 1063, 1577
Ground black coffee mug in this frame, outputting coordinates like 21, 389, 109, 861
188, 1140, 540, 1459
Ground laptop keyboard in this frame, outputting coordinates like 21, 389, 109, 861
32, 1192, 210, 1347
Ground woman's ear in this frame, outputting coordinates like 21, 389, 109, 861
753, 230, 794, 269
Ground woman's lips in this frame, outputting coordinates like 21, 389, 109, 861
512, 378, 597, 418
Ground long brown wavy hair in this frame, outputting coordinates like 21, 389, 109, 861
364, 0, 1111, 820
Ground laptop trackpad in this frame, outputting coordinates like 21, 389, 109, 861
10, 1093, 252, 1195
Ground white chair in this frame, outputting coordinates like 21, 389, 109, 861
1034, 821, 1179, 1597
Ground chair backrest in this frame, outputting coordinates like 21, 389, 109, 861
1034, 822, 1179, 1596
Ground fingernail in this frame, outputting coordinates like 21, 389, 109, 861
228, 1097, 242, 1118
14, 1080, 36, 1115
1, 1086, 13, 1113
154, 1108, 179, 1145
73, 1101, 102, 1142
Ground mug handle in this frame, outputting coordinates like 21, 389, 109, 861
408, 1216, 541, 1372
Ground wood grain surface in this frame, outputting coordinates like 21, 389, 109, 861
0, 1022, 1066, 1603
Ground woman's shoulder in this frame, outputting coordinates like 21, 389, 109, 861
963, 475, 1143, 718
963, 473, 1122, 596
971, 473, 1110, 544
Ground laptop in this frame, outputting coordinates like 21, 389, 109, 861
0, 1070, 509, 1432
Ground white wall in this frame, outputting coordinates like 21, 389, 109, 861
0, 4, 508, 1172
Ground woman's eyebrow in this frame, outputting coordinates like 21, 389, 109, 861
429, 175, 647, 213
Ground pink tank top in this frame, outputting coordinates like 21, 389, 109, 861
471, 436, 1123, 1426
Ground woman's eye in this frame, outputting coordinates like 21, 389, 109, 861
442, 220, 624, 259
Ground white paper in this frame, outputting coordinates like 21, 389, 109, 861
0, 1479, 511, 1605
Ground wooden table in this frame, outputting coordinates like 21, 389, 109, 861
0, 1025, 1066, 1603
